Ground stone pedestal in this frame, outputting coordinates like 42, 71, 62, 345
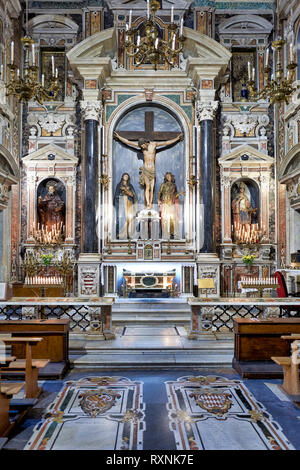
137, 209, 160, 240
77, 253, 102, 297
196, 253, 220, 298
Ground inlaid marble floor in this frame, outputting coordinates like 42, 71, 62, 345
2, 368, 300, 451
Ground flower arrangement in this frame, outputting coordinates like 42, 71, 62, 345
242, 254, 255, 265
41, 254, 54, 265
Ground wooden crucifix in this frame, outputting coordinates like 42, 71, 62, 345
114, 111, 183, 209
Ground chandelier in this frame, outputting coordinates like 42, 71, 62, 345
5, 0, 60, 104
124, 0, 185, 70
246, 38, 298, 105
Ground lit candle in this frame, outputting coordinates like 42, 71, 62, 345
252, 67, 255, 82
10, 41, 14, 64
17, 68, 20, 78
51, 55, 55, 76
290, 43, 294, 62
180, 18, 183, 36
137, 34, 141, 47
171, 6, 174, 23
265, 47, 269, 67
32, 43, 35, 65
172, 34, 176, 50
247, 61, 251, 80
55, 67, 58, 78
41, 74, 45, 87
147, 0, 150, 19
129, 10, 132, 29
155, 38, 159, 49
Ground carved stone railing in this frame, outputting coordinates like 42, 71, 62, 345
0, 298, 115, 339
188, 298, 300, 338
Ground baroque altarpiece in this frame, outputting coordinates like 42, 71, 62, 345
0, 0, 299, 301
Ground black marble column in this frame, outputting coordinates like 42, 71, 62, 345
200, 118, 214, 253
84, 119, 99, 253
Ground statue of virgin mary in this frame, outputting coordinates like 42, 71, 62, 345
114, 173, 138, 239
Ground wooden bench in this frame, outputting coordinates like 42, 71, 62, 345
0, 337, 49, 398
272, 334, 300, 397
0, 383, 24, 436
0, 356, 24, 437
233, 318, 300, 378
0, 320, 70, 379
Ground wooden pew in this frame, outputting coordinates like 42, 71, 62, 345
0, 320, 70, 379
0, 355, 24, 437
272, 334, 300, 398
0, 337, 49, 398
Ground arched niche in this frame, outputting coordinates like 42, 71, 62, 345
22, 144, 78, 244
231, 178, 260, 242
219, 144, 274, 244
112, 103, 185, 240
36, 178, 66, 237
26, 14, 79, 47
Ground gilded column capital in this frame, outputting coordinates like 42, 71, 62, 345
80, 100, 103, 122
196, 100, 219, 122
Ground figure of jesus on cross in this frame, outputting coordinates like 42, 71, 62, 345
114, 111, 183, 209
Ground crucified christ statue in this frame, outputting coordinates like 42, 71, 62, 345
114, 131, 184, 209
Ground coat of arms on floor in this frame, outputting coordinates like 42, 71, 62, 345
165, 375, 295, 450
24, 376, 145, 450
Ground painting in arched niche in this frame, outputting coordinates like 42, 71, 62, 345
37, 178, 66, 239
231, 179, 259, 243
113, 105, 185, 240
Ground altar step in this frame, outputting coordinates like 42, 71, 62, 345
112, 300, 191, 327
69, 325, 234, 369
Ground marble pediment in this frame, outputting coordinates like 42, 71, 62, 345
22, 144, 78, 167
67, 25, 231, 87
219, 145, 273, 168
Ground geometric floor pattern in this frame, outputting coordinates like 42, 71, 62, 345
23, 374, 296, 451
24, 376, 145, 450
165, 376, 295, 450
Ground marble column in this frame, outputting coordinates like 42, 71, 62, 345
80, 101, 102, 253
196, 101, 218, 253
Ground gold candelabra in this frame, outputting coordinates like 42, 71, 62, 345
124, 0, 185, 70
246, 39, 298, 105
5, 35, 60, 105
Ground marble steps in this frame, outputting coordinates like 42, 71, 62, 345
112, 302, 191, 326
70, 349, 234, 369
69, 332, 234, 369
